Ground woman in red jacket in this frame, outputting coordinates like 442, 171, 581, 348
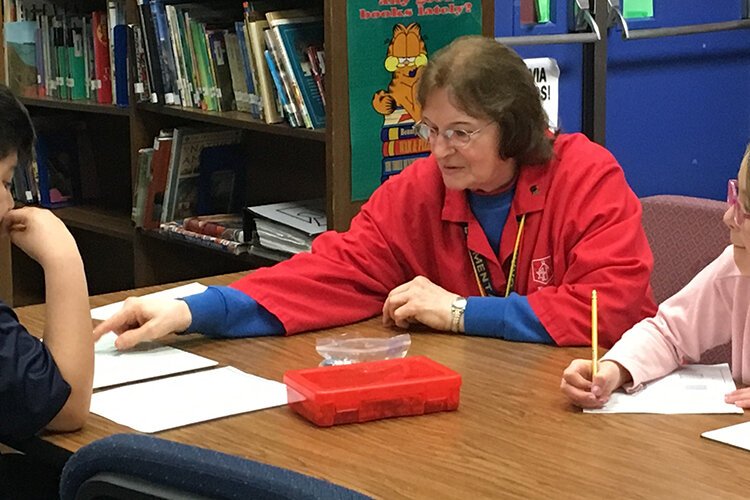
96, 36, 656, 350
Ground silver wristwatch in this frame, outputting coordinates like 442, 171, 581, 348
450, 296, 467, 333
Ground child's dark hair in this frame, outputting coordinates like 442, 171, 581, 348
0, 84, 35, 168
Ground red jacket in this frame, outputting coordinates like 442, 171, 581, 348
232, 133, 657, 347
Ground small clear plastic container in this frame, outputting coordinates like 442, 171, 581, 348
315, 333, 411, 366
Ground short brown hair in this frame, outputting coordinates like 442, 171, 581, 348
417, 35, 553, 166
0, 84, 34, 168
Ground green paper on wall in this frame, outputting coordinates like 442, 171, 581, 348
535, 0, 550, 23
623, 0, 653, 19
346, 0, 482, 201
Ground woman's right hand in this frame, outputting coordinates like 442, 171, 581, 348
560, 359, 631, 409
93, 297, 193, 351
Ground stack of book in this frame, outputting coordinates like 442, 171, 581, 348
159, 214, 248, 255
4, 0, 132, 106
128, 1, 325, 128
379, 108, 429, 184
132, 127, 245, 230
10, 117, 98, 208
245, 199, 326, 261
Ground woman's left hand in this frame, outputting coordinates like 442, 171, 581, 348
382, 275, 459, 331
725, 387, 750, 408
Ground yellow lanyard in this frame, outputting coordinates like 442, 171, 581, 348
468, 213, 526, 297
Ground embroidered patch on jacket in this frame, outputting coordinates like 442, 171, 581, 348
531, 256, 553, 285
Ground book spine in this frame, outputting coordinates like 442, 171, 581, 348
207, 29, 235, 112
263, 49, 297, 127
174, 7, 197, 107
262, 28, 299, 127
182, 11, 204, 108
190, 19, 216, 111
160, 223, 246, 255
131, 23, 151, 102
224, 32, 250, 113
91, 11, 113, 103
113, 24, 129, 106
234, 21, 259, 117
183, 219, 244, 242
68, 22, 87, 100
136, 0, 163, 103
275, 21, 325, 128
268, 25, 310, 128
382, 138, 430, 158
150, 0, 178, 105
305, 45, 324, 107
247, 20, 282, 124
34, 21, 46, 96
164, 4, 189, 107
55, 20, 69, 99
381, 153, 427, 177
381, 120, 418, 141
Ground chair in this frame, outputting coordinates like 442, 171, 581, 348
640, 194, 729, 304
59, 434, 372, 500
640, 194, 730, 364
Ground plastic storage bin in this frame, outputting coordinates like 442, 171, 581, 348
283, 356, 462, 426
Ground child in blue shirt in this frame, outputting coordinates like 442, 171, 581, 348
0, 84, 94, 498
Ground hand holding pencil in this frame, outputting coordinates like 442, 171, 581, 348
559, 289, 633, 408
560, 359, 629, 408
591, 289, 598, 376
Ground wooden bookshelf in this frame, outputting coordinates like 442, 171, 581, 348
142, 228, 275, 267
0, 1, 495, 305
137, 103, 325, 142
55, 205, 134, 241
18, 96, 131, 116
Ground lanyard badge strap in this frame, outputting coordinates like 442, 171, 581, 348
467, 213, 526, 298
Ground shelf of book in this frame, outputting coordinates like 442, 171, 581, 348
18, 96, 131, 116
137, 103, 325, 142
141, 227, 276, 267
55, 205, 134, 242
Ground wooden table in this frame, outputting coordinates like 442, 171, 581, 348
15, 274, 750, 499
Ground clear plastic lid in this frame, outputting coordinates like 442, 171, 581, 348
315, 333, 411, 366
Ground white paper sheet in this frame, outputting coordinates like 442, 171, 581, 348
91, 282, 207, 321
91, 366, 288, 433
702, 421, 750, 451
585, 364, 743, 414
93, 332, 218, 389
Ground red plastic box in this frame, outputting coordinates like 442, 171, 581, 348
283, 356, 462, 426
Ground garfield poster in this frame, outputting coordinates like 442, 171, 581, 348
347, 1, 481, 200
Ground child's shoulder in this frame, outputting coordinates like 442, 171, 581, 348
712, 245, 741, 279
0, 299, 19, 322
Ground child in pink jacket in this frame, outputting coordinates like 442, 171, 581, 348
561, 145, 750, 409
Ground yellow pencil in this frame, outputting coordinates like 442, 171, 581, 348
591, 289, 598, 376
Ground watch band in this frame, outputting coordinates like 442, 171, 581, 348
450, 297, 467, 333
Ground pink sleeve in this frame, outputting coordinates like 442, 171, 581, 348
602, 248, 734, 389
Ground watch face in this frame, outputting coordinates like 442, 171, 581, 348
453, 297, 467, 309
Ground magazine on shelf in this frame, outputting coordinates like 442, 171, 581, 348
245, 199, 326, 255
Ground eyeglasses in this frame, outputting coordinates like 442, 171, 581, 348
727, 179, 750, 225
414, 121, 490, 149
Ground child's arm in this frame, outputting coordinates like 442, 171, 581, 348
5, 207, 93, 431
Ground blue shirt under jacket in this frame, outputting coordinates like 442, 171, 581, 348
184, 189, 552, 344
